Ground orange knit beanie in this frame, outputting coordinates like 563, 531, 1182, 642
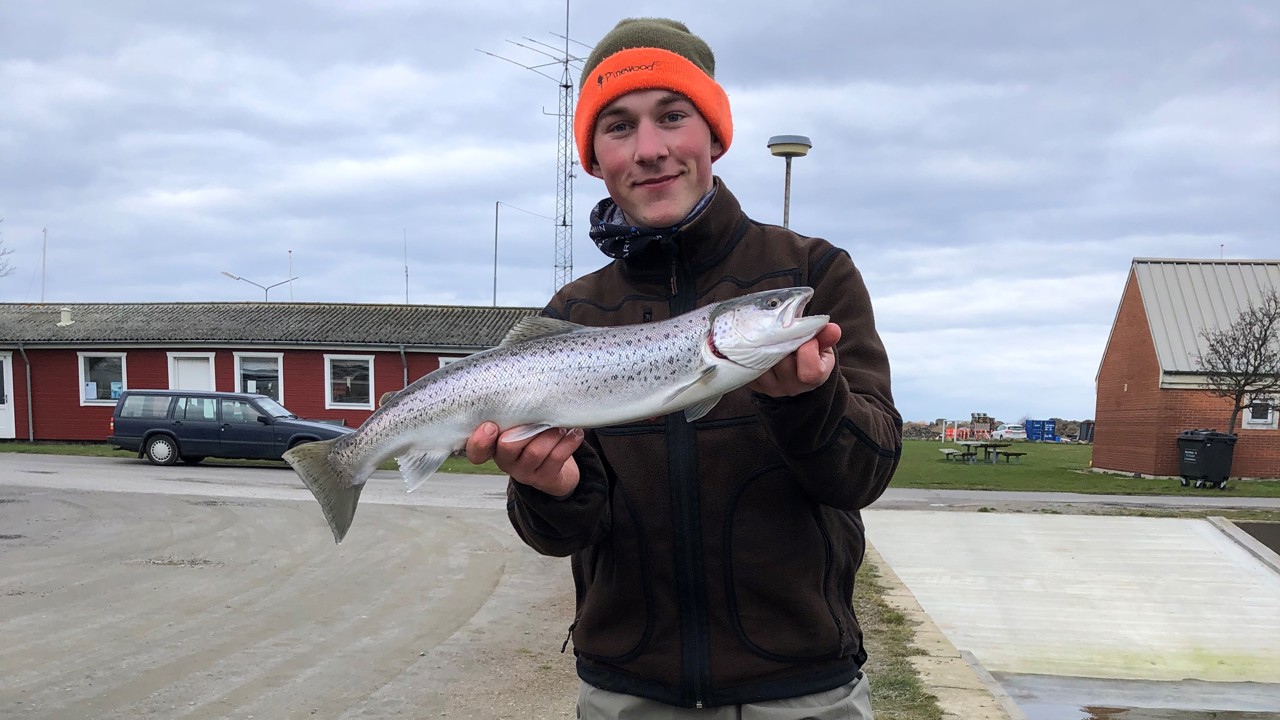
575, 18, 733, 173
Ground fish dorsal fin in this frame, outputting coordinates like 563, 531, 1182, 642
500, 317, 584, 346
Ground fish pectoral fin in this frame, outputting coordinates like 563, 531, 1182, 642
502, 423, 554, 443
500, 317, 584, 346
661, 365, 719, 408
396, 450, 451, 493
682, 395, 724, 422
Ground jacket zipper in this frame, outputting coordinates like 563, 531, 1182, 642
664, 239, 710, 707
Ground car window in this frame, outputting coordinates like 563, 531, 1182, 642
175, 396, 217, 421
119, 395, 171, 418
256, 397, 295, 418
221, 399, 264, 424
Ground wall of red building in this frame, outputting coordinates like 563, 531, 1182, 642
1093, 271, 1280, 479
7, 346, 450, 442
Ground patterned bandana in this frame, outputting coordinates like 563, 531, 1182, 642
588, 186, 717, 260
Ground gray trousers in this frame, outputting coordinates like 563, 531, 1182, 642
576, 673, 873, 719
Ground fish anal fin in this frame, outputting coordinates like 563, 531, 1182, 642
396, 450, 451, 493
500, 317, 584, 346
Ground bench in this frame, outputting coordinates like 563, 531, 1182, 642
997, 451, 1027, 464
940, 448, 978, 463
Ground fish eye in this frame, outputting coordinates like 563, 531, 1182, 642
766, 299, 780, 309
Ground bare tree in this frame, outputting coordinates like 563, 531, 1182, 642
0, 218, 12, 278
1195, 289, 1280, 434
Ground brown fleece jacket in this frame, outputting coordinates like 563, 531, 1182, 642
507, 180, 902, 708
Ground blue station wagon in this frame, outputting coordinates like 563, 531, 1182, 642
108, 389, 354, 465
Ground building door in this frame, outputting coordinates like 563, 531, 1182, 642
0, 353, 14, 439
171, 354, 214, 390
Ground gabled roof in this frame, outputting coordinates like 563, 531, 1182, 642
0, 302, 542, 350
1132, 258, 1280, 373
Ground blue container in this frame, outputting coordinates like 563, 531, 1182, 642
1026, 420, 1057, 442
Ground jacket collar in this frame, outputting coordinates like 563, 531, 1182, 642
607, 178, 749, 279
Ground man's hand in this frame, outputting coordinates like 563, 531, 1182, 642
747, 322, 842, 397
465, 422, 583, 499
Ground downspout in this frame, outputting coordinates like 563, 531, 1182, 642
17, 342, 34, 441
399, 345, 408, 389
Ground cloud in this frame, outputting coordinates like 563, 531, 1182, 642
1, 0, 1276, 424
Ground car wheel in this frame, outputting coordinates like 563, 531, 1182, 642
145, 436, 180, 466
181, 456, 205, 465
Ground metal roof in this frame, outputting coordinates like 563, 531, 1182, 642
0, 301, 541, 350
1132, 258, 1280, 373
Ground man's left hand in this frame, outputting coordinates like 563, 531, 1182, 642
748, 322, 842, 397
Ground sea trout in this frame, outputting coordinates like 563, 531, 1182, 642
284, 286, 829, 543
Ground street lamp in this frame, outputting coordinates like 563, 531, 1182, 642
493, 201, 554, 307
767, 134, 812, 229
221, 271, 299, 301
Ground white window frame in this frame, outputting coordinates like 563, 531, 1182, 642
438, 356, 463, 368
78, 351, 127, 407
1243, 397, 1278, 430
233, 352, 285, 403
167, 352, 217, 391
325, 354, 374, 410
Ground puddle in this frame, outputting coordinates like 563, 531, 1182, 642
996, 673, 1280, 720
1020, 704, 1277, 719
1236, 522, 1280, 555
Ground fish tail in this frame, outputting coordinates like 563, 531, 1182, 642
283, 439, 364, 544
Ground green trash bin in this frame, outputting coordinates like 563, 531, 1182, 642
1177, 429, 1237, 490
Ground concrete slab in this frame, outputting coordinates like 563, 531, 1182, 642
863, 511, 1280, 683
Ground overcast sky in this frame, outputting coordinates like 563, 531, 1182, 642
2, 1, 1276, 424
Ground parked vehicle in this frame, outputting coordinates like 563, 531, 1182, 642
108, 389, 354, 465
991, 423, 1027, 440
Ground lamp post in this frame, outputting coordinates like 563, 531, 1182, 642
493, 201, 555, 307
221, 271, 299, 301
767, 135, 812, 229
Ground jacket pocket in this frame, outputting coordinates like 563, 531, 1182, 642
571, 472, 654, 663
725, 466, 849, 661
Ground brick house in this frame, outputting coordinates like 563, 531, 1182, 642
1093, 258, 1280, 479
0, 302, 538, 442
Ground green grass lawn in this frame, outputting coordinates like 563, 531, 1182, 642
891, 439, 1280, 497
3, 438, 1278, 497
0, 441, 502, 475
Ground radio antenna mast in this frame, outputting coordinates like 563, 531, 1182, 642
478, 0, 584, 291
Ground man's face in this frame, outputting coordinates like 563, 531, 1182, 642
590, 89, 723, 229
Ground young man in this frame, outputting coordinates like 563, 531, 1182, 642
467, 18, 901, 719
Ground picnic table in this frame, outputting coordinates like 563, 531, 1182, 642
956, 441, 1025, 464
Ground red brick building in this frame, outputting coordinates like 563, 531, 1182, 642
1093, 258, 1280, 480
0, 302, 538, 442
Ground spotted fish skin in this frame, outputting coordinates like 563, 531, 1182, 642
284, 286, 828, 543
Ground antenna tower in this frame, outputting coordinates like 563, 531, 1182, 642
479, 1, 585, 291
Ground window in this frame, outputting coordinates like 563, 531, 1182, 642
220, 399, 264, 424
79, 352, 126, 406
234, 353, 283, 402
120, 394, 171, 419
325, 355, 374, 410
175, 396, 217, 421
1244, 398, 1278, 430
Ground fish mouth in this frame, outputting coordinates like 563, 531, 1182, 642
774, 288, 827, 341
779, 289, 813, 329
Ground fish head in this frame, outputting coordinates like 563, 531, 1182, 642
706, 287, 830, 371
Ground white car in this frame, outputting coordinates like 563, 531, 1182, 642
991, 423, 1027, 440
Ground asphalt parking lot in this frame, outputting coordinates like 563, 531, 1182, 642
0, 454, 578, 720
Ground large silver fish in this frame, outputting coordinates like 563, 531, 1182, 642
285, 286, 828, 543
